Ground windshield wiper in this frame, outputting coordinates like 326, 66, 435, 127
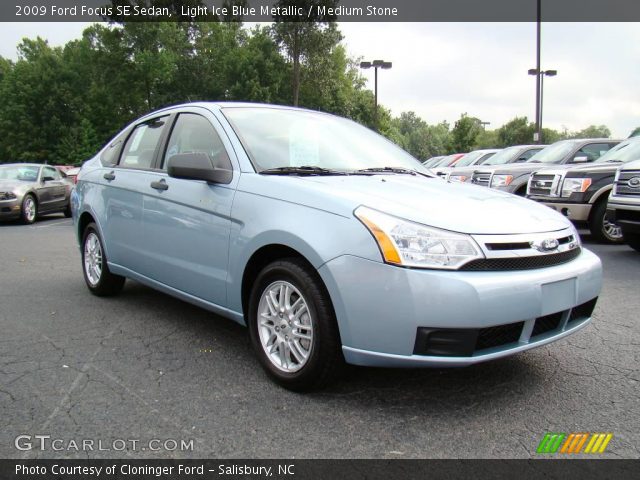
259, 166, 347, 176
603, 159, 623, 163
352, 167, 433, 178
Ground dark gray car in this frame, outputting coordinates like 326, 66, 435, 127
0, 163, 73, 224
471, 139, 620, 195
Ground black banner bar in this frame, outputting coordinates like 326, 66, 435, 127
1, 459, 639, 480
2, 0, 640, 22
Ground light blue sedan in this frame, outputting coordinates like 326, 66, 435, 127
73, 103, 602, 390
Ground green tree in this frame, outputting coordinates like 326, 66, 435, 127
496, 117, 536, 147
450, 113, 482, 152
629, 127, 640, 138
272, 0, 339, 106
569, 125, 611, 139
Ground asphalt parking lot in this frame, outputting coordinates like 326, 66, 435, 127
1, 215, 639, 459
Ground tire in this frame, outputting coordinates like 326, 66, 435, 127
624, 232, 640, 253
589, 199, 624, 244
247, 258, 343, 391
21, 194, 37, 224
81, 223, 125, 296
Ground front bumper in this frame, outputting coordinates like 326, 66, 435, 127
528, 199, 592, 222
0, 200, 21, 220
318, 250, 602, 367
608, 201, 640, 235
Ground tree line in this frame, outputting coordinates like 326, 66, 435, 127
0, 17, 636, 165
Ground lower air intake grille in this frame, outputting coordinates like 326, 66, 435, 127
460, 248, 581, 271
531, 312, 563, 337
476, 322, 524, 350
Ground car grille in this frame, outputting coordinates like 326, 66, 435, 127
531, 312, 563, 337
472, 172, 491, 186
460, 248, 581, 271
476, 322, 524, 350
614, 169, 640, 196
528, 173, 560, 196
413, 298, 597, 357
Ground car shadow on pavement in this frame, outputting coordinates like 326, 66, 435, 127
113, 280, 546, 415
0, 214, 68, 228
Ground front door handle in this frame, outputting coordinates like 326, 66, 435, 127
150, 179, 169, 191
103, 171, 115, 181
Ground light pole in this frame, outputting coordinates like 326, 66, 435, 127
528, 68, 557, 143
360, 59, 392, 131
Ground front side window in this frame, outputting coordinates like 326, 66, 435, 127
42, 166, 61, 180
574, 143, 613, 162
119, 116, 168, 169
162, 113, 231, 171
222, 107, 422, 172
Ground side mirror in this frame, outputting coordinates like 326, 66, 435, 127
572, 155, 589, 163
42, 176, 55, 182
515, 157, 527, 163
167, 152, 232, 184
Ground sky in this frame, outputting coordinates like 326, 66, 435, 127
1, 21, 639, 138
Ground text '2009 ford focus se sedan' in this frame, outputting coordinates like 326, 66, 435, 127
72, 103, 602, 390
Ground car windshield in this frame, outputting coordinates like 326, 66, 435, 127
527, 141, 577, 164
434, 154, 460, 167
454, 151, 487, 167
595, 139, 640, 163
481, 146, 520, 165
0, 165, 39, 181
222, 107, 424, 173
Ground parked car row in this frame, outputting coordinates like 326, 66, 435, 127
436, 137, 640, 250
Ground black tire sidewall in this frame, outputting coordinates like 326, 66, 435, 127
591, 199, 623, 244
247, 259, 340, 390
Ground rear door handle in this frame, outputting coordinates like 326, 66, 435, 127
150, 179, 169, 191
103, 171, 115, 181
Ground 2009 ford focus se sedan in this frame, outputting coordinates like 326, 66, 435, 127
72, 103, 602, 390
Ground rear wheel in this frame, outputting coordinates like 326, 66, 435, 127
247, 258, 343, 391
21, 194, 37, 224
589, 198, 623, 244
624, 233, 640, 252
81, 223, 125, 296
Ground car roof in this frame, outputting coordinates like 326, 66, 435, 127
150, 101, 322, 116
1, 163, 43, 168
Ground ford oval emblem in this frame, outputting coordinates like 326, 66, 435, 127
628, 177, 640, 188
531, 238, 560, 252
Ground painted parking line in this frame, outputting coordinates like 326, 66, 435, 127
31, 219, 73, 229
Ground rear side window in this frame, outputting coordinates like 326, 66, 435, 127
162, 113, 231, 171
119, 117, 169, 169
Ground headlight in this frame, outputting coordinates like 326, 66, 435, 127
0, 191, 17, 200
561, 178, 592, 197
449, 175, 467, 183
354, 206, 484, 270
490, 174, 513, 187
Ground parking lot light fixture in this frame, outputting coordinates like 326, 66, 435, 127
359, 59, 393, 131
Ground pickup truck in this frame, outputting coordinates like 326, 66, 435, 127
471, 139, 620, 196
607, 158, 640, 252
526, 137, 640, 243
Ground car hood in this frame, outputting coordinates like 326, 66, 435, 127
0, 180, 29, 192
248, 174, 571, 235
476, 162, 558, 176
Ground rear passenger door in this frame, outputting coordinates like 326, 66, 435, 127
100, 115, 170, 272
37, 166, 67, 212
140, 109, 237, 307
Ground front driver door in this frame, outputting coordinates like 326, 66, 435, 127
140, 110, 237, 307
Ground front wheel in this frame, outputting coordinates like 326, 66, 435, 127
21, 194, 37, 224
247, 258, 343, 391
624, 232, 640, 253
589, 199, 623, 244
81, 223, 125, 296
